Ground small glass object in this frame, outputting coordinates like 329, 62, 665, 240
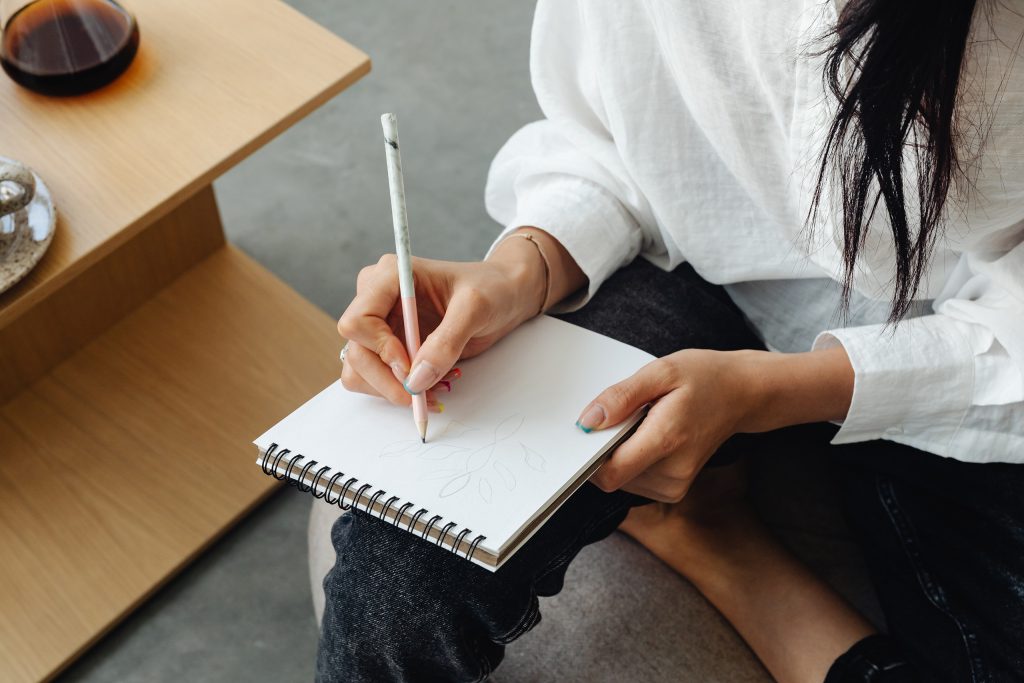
0, 0, 139, 96
0, 156, 55, 294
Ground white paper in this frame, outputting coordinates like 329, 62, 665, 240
254, 315, 653, 561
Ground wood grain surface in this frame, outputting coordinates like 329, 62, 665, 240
0, 1, 368, 679
0, 247, 340, 682
0, 186, 225, 403
0, 0, 369, 327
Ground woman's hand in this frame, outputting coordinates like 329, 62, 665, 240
338, 227, 587, 407
338, 250, 541, 406
582, 346, 855, 502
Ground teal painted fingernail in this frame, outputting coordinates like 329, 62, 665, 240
576, 404, 605, 432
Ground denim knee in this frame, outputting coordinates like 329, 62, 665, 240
316, 510, 532, 682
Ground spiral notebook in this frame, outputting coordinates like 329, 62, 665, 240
254, 315, 653, 571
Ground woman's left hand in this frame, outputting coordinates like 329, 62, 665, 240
581, 347, 855, 502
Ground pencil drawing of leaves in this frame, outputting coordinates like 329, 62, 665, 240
420, 444, 469, 461
493, 414, 525, 441
437, 420, 477, 441
421, 468, 462, 481
492, 461, 516, 490
380, 414, 531, 503
522, 444, 546, 472
439, 471, 472, 497
465, 443, 496, 472
380, 440, 421, 458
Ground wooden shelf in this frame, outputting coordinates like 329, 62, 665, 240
0, 246, 339, 682
0, 2, 367, 678
0, 0, 369, 327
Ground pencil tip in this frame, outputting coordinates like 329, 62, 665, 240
421, 437, 426, 444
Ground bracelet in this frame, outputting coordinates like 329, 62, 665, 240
497, 232, 552, 316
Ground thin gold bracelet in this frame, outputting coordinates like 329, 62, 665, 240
497, 232, 552, 316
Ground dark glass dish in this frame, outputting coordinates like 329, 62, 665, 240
1, 0, 139, 96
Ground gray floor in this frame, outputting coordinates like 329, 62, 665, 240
59, 2, 540, 681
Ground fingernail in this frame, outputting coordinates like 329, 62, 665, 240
405, 361, 441, 394
390, 362, 408, 382
436, 369, 461, 388
436, 380, 452, 393
575, 404, 605, 433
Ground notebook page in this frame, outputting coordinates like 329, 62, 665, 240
254, 315, 654, 554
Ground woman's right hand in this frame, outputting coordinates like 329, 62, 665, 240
337, 235, 549, 408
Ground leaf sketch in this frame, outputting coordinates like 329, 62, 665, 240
522, 444, 546, 472
492, 461, 516, 490
421, 468, 463, 481
380, 440, 421, 458
378, 412, 544, 504
436, 420, 477, 441
465, 442, 496, 472
379, 421, 474, 460
493, 414, 525, 441
439, 471, 472, 497
420, 443, 470, 461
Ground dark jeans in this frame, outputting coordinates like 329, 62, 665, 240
316, 260, 1024, 683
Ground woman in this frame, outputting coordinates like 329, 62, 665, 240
320, 1, 1024, 681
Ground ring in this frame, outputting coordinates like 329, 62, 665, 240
340, 342, 350, 363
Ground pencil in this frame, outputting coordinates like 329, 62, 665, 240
381, 113, 429, 442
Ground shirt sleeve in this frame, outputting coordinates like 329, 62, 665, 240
811, 12, 1024, 464
484, 0, 653, 312
813, 234, 1024, 463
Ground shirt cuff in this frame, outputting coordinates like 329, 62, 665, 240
484, 174, 642, 313
812, 315, 976, 453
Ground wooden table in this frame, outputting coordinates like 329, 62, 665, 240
0, 2, 368, 680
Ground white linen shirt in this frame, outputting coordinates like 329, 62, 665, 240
484, 0, 1024, 463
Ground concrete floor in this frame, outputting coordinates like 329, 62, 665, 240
59, 1, 540, 681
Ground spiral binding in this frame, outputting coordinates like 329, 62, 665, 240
260, 443, 487, 563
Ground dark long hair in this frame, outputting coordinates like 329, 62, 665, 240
811, 0, 979, 321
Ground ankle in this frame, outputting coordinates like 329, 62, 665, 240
621, 497, 762, 587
